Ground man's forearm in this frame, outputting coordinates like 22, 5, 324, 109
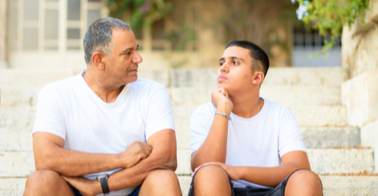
35, 146, 123, 177
107, 148, 177, 191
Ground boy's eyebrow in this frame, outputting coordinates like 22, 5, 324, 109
219, 56, 245, 62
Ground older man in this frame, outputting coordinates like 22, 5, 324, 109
24, 17, 181, 196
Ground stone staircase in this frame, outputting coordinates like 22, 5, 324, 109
1, 67, 378, 195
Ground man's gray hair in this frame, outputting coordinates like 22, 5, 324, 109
83, 17, 131, 64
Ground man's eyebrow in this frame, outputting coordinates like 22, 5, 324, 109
120, 44, 139, 55
219, 56, 245, 62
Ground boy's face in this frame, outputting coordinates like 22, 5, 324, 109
217, 46, 255, 93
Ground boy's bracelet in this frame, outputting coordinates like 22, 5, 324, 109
215, 111, 231, 120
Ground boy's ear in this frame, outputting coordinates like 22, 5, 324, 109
252, 71, 265, 85
92, 51, 106, 70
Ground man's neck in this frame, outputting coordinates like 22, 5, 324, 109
230, 89, 262, 118
83, 69, 124, 103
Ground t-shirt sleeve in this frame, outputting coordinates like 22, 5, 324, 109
145, 85, 175, 140
190, 104, 213, 155
32, 85, 66, 139
278, 108, 307, 157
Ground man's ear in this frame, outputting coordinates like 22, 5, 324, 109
252, 71, 265, 85
92, 51, 106, 70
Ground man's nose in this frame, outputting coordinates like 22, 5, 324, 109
133, 52, 143, 63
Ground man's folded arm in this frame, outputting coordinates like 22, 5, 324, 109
33, 131, 151, 177
105, 128, 177, 191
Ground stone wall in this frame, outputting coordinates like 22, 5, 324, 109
0, 0, 7, 68
342, 0, 378, 78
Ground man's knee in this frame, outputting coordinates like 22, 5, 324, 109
24, 170, 70, 196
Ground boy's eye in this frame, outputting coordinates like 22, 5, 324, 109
233, 61, 238, 65
219, 62, 224, 66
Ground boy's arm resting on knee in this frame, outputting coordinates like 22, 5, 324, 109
105, 129, 177, 192
33, 132, 151, 176
211, 151, 311, 187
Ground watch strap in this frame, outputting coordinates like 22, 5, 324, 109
99, 176, 110, 194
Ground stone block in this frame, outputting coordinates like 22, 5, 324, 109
138, 69, 170, 87
288, 105, 347, 126
176, 149, 191, 175
0, 107, 35, 130
175, 117, 190, 149
170, 87, 212, 107
0, 69, 75, 88
360, 120, 378, 173
342, 71, 378, 127
178, 176, 191, 196
0, 87, 40, 107
308, 148, 374, 174
263, 67, 346, 87
0, 178, 27, 196
320, 175, 378, 196
261, 85, 341, 105
0, 152, 35, 177
170, 69, 218, 88
301, 127, 360, 148
0, 128, 33, 151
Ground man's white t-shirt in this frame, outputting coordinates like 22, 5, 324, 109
190, 98, 306, 189
33, 71, 175, 196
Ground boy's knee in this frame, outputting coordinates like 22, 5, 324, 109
286, 169, 323, 195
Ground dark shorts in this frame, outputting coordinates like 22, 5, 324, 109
70, 184, 141, 196
188, 168, 303, 196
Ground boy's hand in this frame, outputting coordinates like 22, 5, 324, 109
211, 87, 233, 115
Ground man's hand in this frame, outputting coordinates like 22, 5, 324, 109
118, 141, 152, 168
194, 162, 241, 181
62, 176, 102, 196
211, 87, 234, 115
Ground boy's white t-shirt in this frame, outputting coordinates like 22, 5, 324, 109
33, 71, 175, 196
190, 98, 306, 189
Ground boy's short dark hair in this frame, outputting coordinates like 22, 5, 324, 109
226, 40, 269, 78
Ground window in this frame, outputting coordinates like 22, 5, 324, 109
8, 0, 106, 52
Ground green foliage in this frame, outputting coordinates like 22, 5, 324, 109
298, 0, 370, 53
106, 0, 173, 29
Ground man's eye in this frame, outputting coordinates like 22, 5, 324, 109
219, 62, 224, 66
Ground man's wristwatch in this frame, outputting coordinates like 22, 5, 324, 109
96, 174, 110, 194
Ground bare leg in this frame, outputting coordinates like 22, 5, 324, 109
23, 170, 74, 196
285, 170, 322, 196
139, 170, 181, 196
193, 165, 231, 196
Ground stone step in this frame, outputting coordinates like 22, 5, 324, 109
169, 67, 346, 87
1, 85, 341, 107
320, 175, 378, 196
0, 152, 35, 177
0, 107, 35, 130
178, 175, 378, 196
308, 148, 374, 174
0, 178, 27, 196
301, 127, 360, 148
172, 105, 347, 127
169, 85, 341, 107
0, 67, 345, 88
1, 175, 378, 196
0, 69, 77, 87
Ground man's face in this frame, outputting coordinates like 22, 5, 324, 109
102, 28, 143, 86
217, 46, 254, 93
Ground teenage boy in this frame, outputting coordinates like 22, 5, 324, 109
189, 41, 322, 196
